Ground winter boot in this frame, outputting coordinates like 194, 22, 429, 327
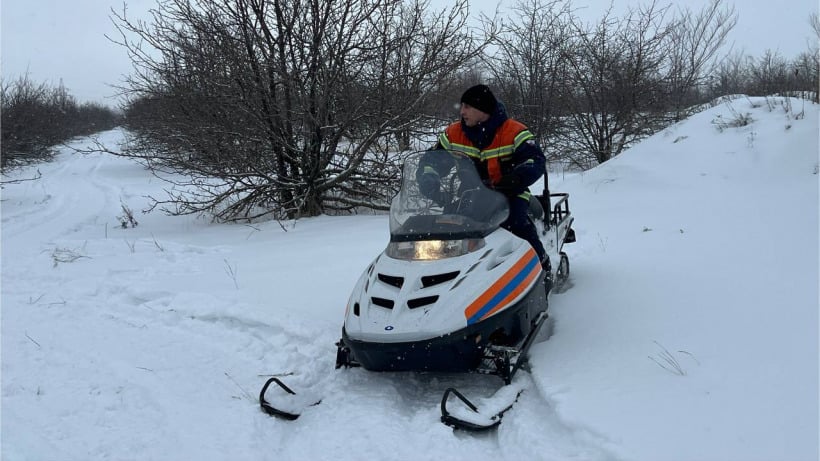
541, 256, 553, 296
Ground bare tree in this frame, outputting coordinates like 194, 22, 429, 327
1, 75, 54, 168
110, 0, 492, 222
792, 51, 819, 102
664, 0, 737, 121
705, 13, 816, 101
708, 50, 750, 98
485, 0, 573, 154
748, 50, 792, 95
803, 12, 820, 102
558, 1, 672, 167
1, 74, 119, 173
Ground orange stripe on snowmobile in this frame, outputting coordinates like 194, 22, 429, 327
464, 248, 541, 325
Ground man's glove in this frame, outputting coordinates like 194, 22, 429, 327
493, 173, 522, 193
418, 172, 441, 197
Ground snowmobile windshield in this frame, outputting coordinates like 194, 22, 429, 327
389, 150, 509, 242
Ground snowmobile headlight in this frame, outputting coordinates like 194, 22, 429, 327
386, 238, 485, 260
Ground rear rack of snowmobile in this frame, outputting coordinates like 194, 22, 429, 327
549, 193, 570, 227
550, 193, 575, 243
538, 192, 576, 244
537, 192, 571, 228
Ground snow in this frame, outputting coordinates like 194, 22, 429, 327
2, 96, 818, 461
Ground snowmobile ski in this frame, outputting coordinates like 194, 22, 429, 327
438, 310, 548, 431
258, 377, 321, 420
440, 386, 522, 431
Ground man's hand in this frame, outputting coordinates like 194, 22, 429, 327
418, 172, 441, 197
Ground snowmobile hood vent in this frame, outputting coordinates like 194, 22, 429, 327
407, 295, 439, 309
421, 271, 460, 288
377, 273, 404, 289
371, 297, 395, 309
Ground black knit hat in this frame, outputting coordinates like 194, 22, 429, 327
460, 84, 497, 115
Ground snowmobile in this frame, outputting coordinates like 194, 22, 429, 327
260, 149, 576, 431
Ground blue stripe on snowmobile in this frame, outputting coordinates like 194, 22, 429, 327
466, 253, 540, 325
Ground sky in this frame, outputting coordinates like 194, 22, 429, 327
2, 96, 818, 460
0, 0, 818, 106
2, 0, 817, 105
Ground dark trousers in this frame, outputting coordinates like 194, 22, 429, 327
502, 195, 547, 264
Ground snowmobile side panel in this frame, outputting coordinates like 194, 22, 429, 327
463, 249, 541, 325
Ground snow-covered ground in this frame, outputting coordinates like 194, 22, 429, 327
2, 96, 818, 461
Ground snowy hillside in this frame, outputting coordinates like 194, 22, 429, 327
2, 96, 818, 461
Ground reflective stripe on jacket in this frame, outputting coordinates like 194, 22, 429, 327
438, 119, 535, 184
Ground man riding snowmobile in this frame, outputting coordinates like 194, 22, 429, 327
417, 84, 551, 283
257, 85, 577, 431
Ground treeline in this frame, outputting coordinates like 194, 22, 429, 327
711, 49, 818, 101
22, 0, 818, 222
489, 0, 818, 169
1, 74, 121, 170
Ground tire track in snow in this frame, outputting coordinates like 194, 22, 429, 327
498, 376, 621, 460
2, 149, 120, 245
249, 336, 620, 460
4, 271, 300, 460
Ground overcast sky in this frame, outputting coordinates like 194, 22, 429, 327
1, 0, 816, 105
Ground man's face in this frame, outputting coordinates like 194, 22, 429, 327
460, 103, 491, 127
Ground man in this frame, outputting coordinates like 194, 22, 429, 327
418, 84, 549, 273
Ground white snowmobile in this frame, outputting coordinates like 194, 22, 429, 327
260, 150, 575, 430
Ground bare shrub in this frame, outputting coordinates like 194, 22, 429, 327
110, 0, 495, 222
1, 74, 120, 173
